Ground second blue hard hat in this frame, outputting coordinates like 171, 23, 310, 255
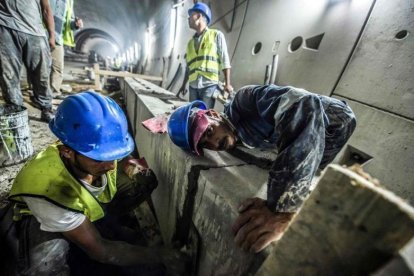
167, 100, 207, 153
49, 91, 134, 161
188, 2, 212, 25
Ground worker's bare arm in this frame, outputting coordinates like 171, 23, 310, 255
222, 68, 233, 94
62, 218, 184, 268
40, 0, 55, 49
231, 197, 295, 253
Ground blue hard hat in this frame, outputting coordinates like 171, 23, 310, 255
49, 91, 134, 161
188, 2, 212, 25
167, 101, 207, 152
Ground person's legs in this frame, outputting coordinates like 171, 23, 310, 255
50, 45, 64, 96
201, 85, 218, 109
319, 98, 356, 169
189, 86, 199, 102
22, 34, 54, 122
94, 166, 158, 244
16, 215, 70, 276
0, 26, 24, 107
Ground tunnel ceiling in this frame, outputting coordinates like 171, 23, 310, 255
72, 0, 163, 56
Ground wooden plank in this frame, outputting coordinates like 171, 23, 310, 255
256, 165, 414, 275
95, 69, 163, 81
94, 63, 101, 91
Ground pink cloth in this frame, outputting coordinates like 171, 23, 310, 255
190, 110, 210, 156
142, 114, 170, 133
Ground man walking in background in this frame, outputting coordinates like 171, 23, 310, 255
49, 0, 83, 98
0, 0, 55, 122
178, 2, 233, 108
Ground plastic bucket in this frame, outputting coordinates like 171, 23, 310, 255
0, 105, 33, 167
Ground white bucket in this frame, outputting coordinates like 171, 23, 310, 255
0, 105, 33, 167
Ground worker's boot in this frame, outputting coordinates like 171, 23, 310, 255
40, 108, 55, 123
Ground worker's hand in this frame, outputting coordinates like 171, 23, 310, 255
75, 17, 84, 29
159, 248, 189, 275
223, 83, 234, 96
177, 85, 187, 97
123, 158, 149, 179
231, 197, 295, 253
48, 36, 56, 50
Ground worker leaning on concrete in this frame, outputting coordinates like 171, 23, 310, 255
6, 92, 185, 274
49, 0, 83, 99
178, 2, 233, 109
0, 0, 55, 122
168, 84, 357, 252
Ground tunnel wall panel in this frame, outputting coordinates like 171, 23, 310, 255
333, 0, 414, 119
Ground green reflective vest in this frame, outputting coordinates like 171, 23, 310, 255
9, 143, 117, 222
186, 29, 220, 82
63, 0, 75, 47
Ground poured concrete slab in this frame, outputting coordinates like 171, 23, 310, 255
194, 165, 268, 275
256, 165, 414, 275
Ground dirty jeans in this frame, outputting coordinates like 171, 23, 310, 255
189, 84, 219, 109
50, 45, 64, 95
12, 168, 159, 275
0, 25, 52, 109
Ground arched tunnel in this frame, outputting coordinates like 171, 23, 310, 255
0, 0, 413, 275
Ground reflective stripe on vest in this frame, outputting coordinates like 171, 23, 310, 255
186, 29, 220, 82
8, 143, 117, 222
63, 0, 75, 47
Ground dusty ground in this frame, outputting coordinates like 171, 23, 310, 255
0, 61, 96, 204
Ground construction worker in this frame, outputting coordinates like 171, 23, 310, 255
168, 84, 356, 253
178, 2, 233, 108
0, 0, 55, 122
6, 92, 185, 274
49, 0, 83, 98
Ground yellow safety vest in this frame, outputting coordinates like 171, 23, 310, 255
63, 0, 75, 47
9, 143, 117, 222
186, 29, 220, 82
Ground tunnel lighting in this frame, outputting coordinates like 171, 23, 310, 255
169, 8, 177, 53
134, 42, 139, 60
145, 30, 152, 60
112, 44, 119, 54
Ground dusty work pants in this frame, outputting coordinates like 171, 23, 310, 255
0, 25, 52, 109
189, 84, 219, 109
7, 169, 159, 275
50, 45, 64, 95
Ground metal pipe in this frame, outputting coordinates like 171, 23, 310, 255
264, 64, 271, 85
270, 54, 279, 84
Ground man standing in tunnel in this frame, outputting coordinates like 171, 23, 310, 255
178, 2, 233, 108
49, 0, 83, 99
0, 0, 55, 122
168, 84, 356, 252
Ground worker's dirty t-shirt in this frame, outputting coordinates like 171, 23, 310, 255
22, 175, 108, 232
224, 85, 356, 213
0, 0, 47, 36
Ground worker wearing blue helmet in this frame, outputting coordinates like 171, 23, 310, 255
6, 91, 186, 274
168, 84, 356, 253
178, 2, 233, 108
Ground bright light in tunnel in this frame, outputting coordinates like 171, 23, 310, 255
169, 8, 177, 53
134, 42, 139, 60
112, 44, 119, 54
145, 30, 152, 60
